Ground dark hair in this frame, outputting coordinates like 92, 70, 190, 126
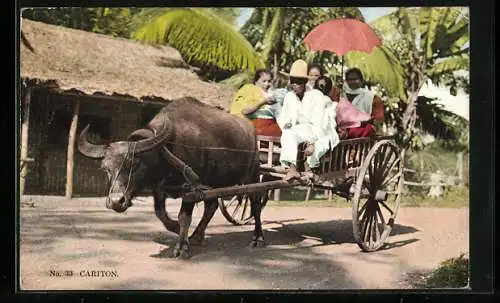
345, 68, 364, 82
253, 69, 273, 84
307, 64, 324, 75
314, 76, 333, 96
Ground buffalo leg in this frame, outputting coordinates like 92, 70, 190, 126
189, 198, 218, 246
173, 201, 195, 259
153, 181, 180, 235
249, 191, 265, 247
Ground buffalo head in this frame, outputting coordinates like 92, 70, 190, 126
78, 119, 169, 213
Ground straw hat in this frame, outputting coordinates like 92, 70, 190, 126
280, 59, 314, 79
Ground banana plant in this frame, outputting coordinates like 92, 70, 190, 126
240, 7, 364, 87
344, 7, 469, 146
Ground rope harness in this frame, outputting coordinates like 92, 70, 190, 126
108, 142, 137, 201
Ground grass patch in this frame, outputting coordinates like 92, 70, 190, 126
400, 186, 469, 208
413, 253, 469, 289
266, 187, 469, 208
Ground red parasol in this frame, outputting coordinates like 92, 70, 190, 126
303, 18, 381, 88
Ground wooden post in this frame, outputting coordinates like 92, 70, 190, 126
19, 86, 31, 196
273, 188, 281, 201
305, 187, 312, 202
457, 151, 464, 187
65, 98, 80, 199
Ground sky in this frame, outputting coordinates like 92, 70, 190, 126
236, 7, 398, 28
235, 7, 469, 120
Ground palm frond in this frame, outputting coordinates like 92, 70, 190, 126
345, 45, 407, 100
133, 8, 264, 72
415, 96, 469, 141
427, 55, 469, 77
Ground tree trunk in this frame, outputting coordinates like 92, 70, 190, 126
261, 8, 269, 29
20, 86, 32, 196
65, 98, 80, 199
273, 53, 278, 85
262, 8, 285, 67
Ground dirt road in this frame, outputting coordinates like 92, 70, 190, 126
19, 196, 469, 290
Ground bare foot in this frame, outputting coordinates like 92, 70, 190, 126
304, 143, 315, 156
284, 165, 300, 181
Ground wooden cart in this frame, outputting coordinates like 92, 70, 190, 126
215, 135, 405, 252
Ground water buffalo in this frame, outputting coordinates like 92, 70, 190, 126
77, 97, 265, 258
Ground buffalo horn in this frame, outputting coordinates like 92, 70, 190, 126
129, 117, 170, 154
77, 124, 106, 159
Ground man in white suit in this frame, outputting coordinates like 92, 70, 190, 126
277, 60, 332, 181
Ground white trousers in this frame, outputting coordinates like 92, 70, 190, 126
279, 124, 330, 168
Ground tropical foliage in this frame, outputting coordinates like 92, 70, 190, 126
22, 7, 259, 76
344, 7, 469, 148
21, 7, 140, 38
22, 7, 469, 152
240, 7, 365, 87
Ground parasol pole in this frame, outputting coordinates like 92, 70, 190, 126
339, 55, 345, 96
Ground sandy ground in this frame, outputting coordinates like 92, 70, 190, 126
19, 196, 469, 290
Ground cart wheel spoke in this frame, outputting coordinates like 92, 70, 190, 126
227, 196, 239, 208
230, 199, 242, 218
368, 213, 374, 248
380, 201, 394, 215
371, 212, 378, 248
373, 211, 381, 244
357, 199, 369, 219
382, 157, 401, 184
376, 203, 386, 226
362, 178, 372, 194
352, 140, 402, 252
362, 211, 371, 244
360, 207, 370, 240
382, 170, 402, 188
379, 147, 397, 179
373, 144, 388, 185
240, 197, 250, 221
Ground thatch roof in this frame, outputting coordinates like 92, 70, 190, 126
20, 18, 236, 108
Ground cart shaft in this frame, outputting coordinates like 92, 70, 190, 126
182, 179, 304, 203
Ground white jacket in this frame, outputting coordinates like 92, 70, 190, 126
277, 89, 328, 141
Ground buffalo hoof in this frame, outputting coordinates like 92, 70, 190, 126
188, 234, 205, 246
249, 236, 266, 248
173, 243, 191, 259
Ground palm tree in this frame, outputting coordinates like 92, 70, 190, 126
131, 8, 264, 74
344, 7, 469, 144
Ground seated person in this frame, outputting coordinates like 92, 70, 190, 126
314, 75, 340, 150
335, 97, 372, 139
229, 69, 285, 137
339, 68, 385, 139
306, 64, 324, 91
277, 60, 331, 181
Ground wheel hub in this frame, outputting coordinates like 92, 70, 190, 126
374, 190, 388, 201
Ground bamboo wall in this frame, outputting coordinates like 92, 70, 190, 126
24, 89, 162, 197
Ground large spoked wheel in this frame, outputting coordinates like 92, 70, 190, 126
218, 192, 269, 226
352, 140, 404, 252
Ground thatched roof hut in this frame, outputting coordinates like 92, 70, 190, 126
20, 18, 236, 108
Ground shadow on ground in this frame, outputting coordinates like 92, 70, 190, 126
19, 203, 422, 290
151, 218, 419, 258
20, 206, 420, 256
